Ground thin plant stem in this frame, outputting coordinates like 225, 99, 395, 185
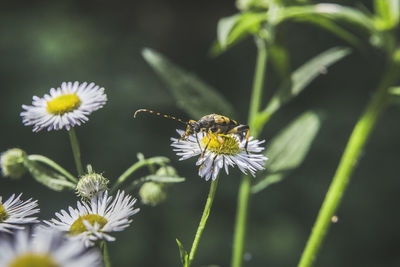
231, 37, 268, 267
68, 128, 83, 176
111, 160, 151, 194
27, 154, 77, 183
101, 241, 111, 267
188, 177, 219, 267
297, 64, 398, 267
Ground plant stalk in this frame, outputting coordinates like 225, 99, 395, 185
297, 64, 398, 267
232, 37, 268, 267
188, 177, 219, 267
68, 128, 83, 176
28, 154, 77, 183
101, 241, 111, 267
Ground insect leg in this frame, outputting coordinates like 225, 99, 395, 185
244, 128, 250, 154
201, 131, 212, 158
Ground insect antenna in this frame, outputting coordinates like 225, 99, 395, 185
134, 109, 187, 124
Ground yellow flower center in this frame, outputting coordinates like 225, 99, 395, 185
69, 214, 107, 236
8, 253, 59, 267
201, 133, 241, 155
46, 93, 81, 115
0, 203, 8, 222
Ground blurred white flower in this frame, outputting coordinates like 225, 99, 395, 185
0, 193, 39, 233
21, 81, 107, 132
0, 228, 102, 267
44, 191, 139, 247
171, 130, 267, 181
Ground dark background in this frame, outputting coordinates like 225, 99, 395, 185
1, 1, 400, 266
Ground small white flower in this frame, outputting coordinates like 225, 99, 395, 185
21, 81, 107, 132
0, 193, 39, 233
171, 130, 267, 181
0, 228, 102, 267
44, 191, 139, 247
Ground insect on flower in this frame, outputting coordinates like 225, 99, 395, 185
133, 109, 251, 154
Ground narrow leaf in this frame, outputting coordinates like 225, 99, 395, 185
276, 4, 377, 34
269, 43, 291, 79
216, 12, 267, 53
264, 47, 351, 115
142, 48, 234, 119
252, 111, 322, 194
23, 159, 75, 191
176, 238, 189, 267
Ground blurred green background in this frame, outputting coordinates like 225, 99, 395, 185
1, 0, 400, 266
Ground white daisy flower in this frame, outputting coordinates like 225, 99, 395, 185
44, 191, 139, 247
21, 81, 107, 132
0, 194, 39, 233
0, 228, 102, 267
171, 130, 267, 181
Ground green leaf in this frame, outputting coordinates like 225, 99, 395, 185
23, 159, 76, 191
274, 3, 380, 46
269, 43, 291, 78
276, 4, 376, 33
264, 46, 351, 115
373, 0, 400, 30
251, 111, 322, 194
215, 12, 267, 53
292, 15, 362, 48
142, 48, 235, 119
176, 238, 189, 267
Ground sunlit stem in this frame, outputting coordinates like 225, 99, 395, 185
101, 241, 111, 267
232, 37, 268, 267
188, 177, 219, 267
297, 64, 398, 267
28, 154, 77, 183
68, 128, 83, 176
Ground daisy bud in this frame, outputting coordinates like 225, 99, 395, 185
155, 165, 178, 176
139, 182, 167, 207
1, 148, 27, 179
76, 166, 109, 199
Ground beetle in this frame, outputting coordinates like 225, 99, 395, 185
133, 109, 250, 154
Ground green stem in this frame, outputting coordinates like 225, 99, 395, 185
28, 154, 77, 183
248, 38, 268, 134
232, 175, 252, 267
188, 177, 219, 267
231, 37, 268, 267
101, 241, 111, 267
68, 128, 83, 176
297, 65, 398, 267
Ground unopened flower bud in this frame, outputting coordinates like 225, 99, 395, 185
155, 165, 178, 177
1, 148, 27, 179
139, 182, 167, 206
76, 167, 109, 199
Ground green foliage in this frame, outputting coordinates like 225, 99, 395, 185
176, 238, 189, 267
252, 111, 322, 194
276, 4, 376, 33
264, 47, 351, 115
142, 48, 234, 119
373, 0, 400, 30
214, 12, 267, 54
23, 158, 75, 191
